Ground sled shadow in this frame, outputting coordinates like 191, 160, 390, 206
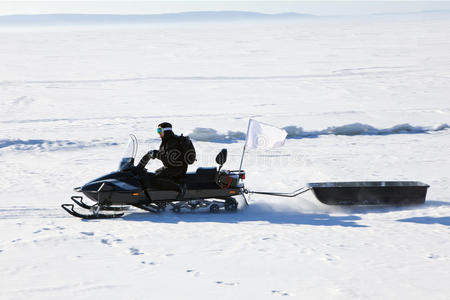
122, 210, 367, 228
398, 216, 450, 226
332, 200, 450, 215
424, 200, 450, 207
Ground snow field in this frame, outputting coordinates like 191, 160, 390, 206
0, 15, 449, 300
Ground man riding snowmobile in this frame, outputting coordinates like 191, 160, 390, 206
138, 122, 195, 200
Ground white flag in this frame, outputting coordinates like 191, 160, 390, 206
245, 119, 287, 149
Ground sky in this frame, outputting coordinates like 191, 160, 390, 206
1, 1, 450, 16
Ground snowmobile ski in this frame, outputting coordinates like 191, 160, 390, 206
71, 196, 129, 211
61, 204, 125, 219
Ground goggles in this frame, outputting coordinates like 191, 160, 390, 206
157, 127, 172, 134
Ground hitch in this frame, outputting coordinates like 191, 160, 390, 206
243, 187, 311, 198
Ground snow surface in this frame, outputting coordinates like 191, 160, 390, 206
0, 14, 449, 300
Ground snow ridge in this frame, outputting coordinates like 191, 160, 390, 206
188, 123, 450, 142
2, 123, 447, 151
0, 139, 118, 151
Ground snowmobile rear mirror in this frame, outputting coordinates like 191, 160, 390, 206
216, 149, 227, 166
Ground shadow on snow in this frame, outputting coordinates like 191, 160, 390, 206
120, 209, 367, 228
328, 200, 450, 215
398, 216, 450, 226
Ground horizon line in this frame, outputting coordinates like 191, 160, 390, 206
0, 10, 449, 24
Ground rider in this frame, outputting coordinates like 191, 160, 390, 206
138, 122, 187, 200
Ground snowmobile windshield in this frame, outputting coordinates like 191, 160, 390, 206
118, 134, 138, 171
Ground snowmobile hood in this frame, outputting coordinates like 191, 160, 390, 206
80, 179, 141, 193
78, 170, 141, 193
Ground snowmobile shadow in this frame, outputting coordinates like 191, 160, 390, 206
122, 210, 367, 227
397, 216, 450, 226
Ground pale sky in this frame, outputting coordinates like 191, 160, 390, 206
1, 1, 450, 16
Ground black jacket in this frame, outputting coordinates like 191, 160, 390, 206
156, 131, 187, 171
138, 131, 187, 173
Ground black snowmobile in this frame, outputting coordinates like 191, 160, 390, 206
62, 135, 247, 219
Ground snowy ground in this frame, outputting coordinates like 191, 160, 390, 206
0, 15, 449, 300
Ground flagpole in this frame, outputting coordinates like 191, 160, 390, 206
239, 119, 252, 172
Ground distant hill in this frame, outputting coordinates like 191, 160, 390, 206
371, 9, 450, 16
0, 11, 317, 26
2, 10, 449, 26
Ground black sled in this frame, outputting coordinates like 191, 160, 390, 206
308, 181, 429, 205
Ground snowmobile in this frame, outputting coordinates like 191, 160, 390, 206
62, 135, 247, 219
62, 134, 430, 219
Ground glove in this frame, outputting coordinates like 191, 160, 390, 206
138, 150, 156, 169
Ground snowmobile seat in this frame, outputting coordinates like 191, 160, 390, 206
183, 167, 217, 183
176, 167, 218, 190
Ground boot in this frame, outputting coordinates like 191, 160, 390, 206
176, 183, 187, 201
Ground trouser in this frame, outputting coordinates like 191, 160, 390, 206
149, 166, 186, 191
